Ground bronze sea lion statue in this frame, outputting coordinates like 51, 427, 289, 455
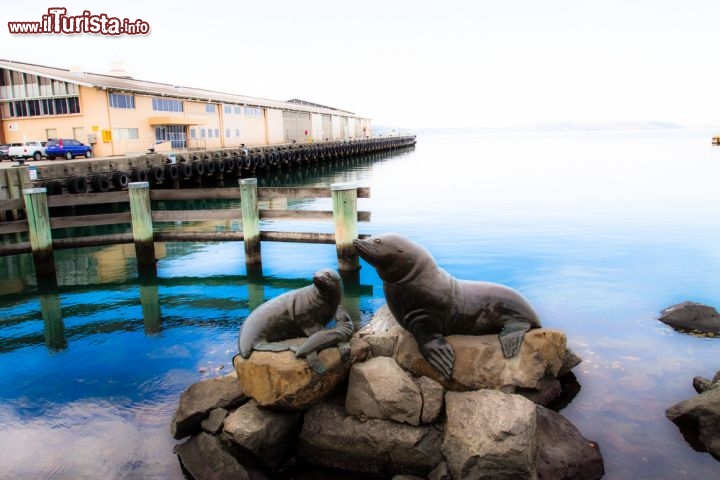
238, 268, 354, 373
353, 234, 541, 379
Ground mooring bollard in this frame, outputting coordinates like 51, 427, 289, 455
22, 187, 56, 278
239, 178, 261, 264
128, 182, 156, 266
331, 182, 360, 271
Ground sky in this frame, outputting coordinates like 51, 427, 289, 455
2, 0, 720, 130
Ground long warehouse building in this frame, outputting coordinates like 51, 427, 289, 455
0, 59, 371, 156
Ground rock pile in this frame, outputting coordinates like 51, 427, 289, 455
171, 306, 604, 479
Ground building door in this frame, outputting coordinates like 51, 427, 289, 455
155, 125, 186, 149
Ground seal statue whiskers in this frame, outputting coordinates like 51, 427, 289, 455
353, 234, 541, 379
238, 268, 354, 372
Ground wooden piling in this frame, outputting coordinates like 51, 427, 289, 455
40, 293, 66, 350
331, 182, 359, 271
128, 182, 156, 266
239, 178, 261, 264
22, 187, 56, 278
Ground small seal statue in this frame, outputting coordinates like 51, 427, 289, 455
353, 234, 541, 379
238, 268, 354, 373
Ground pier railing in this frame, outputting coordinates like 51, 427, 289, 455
0, 180, 369, 278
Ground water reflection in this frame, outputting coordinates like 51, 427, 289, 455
1, 133, 720, 478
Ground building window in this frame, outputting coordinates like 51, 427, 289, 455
109, 93, 135, 109
234, 106, 242, 114
214, 129, 220, 138
205, 103, 216, 113
111, 128, 140, 140
2, 96, 80, 117
0, 70, 79, 100
152, 97, 183, 112
190, 128, 197, 139
225, 128, 230, 138
244, 107, 262, 117
224, 105, 232, 114
200, 128, 206, 138
235, 128, 240, 137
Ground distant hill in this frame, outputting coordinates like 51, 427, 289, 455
386, 121, 686, 136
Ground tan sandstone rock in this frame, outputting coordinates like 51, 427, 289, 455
233, 337, 370, 411
394, 325, 566, 393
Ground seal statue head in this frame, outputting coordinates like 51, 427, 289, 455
353, 234, 436, 283
312, 268, 343, 303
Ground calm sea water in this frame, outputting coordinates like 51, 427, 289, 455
1, 129, 720, 479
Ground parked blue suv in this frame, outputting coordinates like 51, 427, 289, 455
45, 138, 93, 160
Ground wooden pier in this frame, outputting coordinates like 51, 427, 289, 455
0, 180, 372, 283
0, 135, 415, 204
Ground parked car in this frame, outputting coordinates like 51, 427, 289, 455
8, 141, 46, 161
0, 144, 11, 161
45, 138, 93, 160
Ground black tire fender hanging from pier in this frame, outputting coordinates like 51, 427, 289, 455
91, 175, 111, 193
113, 171, 130, 189
68, 176, 88, 194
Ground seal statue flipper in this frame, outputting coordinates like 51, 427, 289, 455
338, 342, 351, 362
304, 352, 327, 374
499, 319, 532, 358
404, 309, 455, 379
421, 336, 455, 380
295, 306, 354, 357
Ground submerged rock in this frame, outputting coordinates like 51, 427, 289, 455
171, 372, 247, 440
536, 406, 605, 480
659, 301, 720, 334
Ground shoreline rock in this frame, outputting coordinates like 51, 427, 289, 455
666, 370, 720, 459
659, 301, 720, 334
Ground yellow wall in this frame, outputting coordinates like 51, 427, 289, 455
1, 76, 373, 154
2, 85, 109, 155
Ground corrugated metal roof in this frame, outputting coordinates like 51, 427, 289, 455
0, 59, 359, 117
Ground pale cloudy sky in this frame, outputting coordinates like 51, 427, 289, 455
3, 0, 720, 129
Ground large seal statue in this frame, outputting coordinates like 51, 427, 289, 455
353, 234, 541, 379
238, 268, 354, 373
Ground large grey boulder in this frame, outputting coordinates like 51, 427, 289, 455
666, 374, 720, 459
171, 373, 247, 440
345, 356, 423, 425
298, 401, 443, 477
442, 390, 539, 480
536, 406, 605, 480
173, 432, 268, 480
222, 400, 302, 472
659, 301, 720, 334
